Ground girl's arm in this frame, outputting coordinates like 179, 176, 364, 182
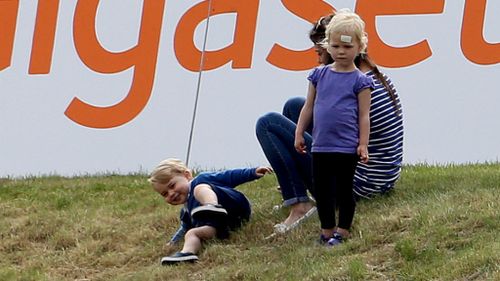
295, 82, 316, 154
357, 88, 371, 163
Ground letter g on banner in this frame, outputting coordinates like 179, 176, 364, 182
65, 0, 165, 129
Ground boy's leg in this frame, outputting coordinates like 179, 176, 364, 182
191, 184, 229, 233
181, 226, 217, 254
193, 184, 218, 205
161, 226, 216, 265
191, 204, 228, 227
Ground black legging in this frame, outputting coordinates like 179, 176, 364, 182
312, 152, 359, 230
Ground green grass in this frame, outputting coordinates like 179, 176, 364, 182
0, 164, 499, 281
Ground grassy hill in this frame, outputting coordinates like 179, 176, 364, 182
1, 164, 498, 280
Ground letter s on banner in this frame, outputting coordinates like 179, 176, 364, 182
65, 0, 165, 129
266, 0, 334, 71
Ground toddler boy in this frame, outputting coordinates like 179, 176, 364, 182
148, 158, 272, 265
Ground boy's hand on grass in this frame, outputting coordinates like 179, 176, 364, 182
255, 166, 273, 177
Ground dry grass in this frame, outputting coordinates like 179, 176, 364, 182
1, 164, 499, 280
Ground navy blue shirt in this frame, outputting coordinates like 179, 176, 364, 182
170, 168, 259, 242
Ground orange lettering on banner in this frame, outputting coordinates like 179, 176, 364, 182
0, 0, 19, 71
29, 0, 59, 74
65, 0, 165, 128
461, 0, 499, 65
174, 0, 259, 71
267, 0, 334, 71
356, 0, 444, 67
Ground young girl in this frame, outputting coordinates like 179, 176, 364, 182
294, 9, 372, 246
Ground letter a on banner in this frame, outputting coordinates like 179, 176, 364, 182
174, 0, 259, 71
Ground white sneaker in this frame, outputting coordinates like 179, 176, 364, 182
273, 206, 317, 234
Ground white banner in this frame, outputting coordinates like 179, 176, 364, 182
1, 0, 499, 177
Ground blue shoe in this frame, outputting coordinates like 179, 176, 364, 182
326, 232, 343, 246
318, 234, 331, 245
161, 252, 198, 265
191, 204, 228, 223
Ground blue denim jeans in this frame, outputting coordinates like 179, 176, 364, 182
255, 97, 313, 206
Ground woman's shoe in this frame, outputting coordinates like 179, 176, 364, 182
273, 206, 317, 234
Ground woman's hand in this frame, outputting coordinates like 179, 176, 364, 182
255, 166, 273, 177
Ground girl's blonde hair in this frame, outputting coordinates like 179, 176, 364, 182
148, 158, 189, 184
323, 9, 368, 54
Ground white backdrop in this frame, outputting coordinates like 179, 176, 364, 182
1, 0, 499, 177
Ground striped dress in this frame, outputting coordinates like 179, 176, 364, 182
353, 71, 404, 199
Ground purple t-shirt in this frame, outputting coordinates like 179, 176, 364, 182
307, 65, 373, 153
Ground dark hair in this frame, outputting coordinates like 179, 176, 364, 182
309, 15, 333, 44
309, 13, 401, 114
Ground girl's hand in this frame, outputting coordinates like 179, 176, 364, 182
255, 166, 273, 177
294, 135, 307, 154
357, 145, 369, 163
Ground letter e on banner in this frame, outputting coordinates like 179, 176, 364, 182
356, 0, 444, 67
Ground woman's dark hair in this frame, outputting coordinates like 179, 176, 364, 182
309, 15, 333, 44
309, 13, 401, 114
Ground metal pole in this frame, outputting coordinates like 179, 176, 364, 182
185, 0, 213, 167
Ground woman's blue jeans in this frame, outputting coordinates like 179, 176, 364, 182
255, 97, 314, 206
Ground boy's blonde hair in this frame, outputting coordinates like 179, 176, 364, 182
148, 158, 189, 184
323, 8, 368, 53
